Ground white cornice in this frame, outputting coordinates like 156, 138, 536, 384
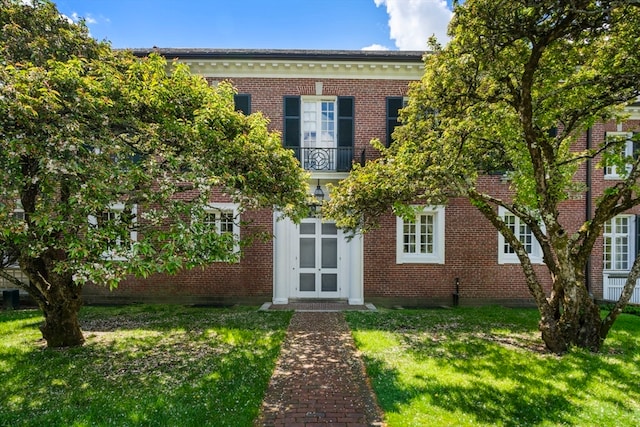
625, 105, 640, 120
181, 59, 424, 80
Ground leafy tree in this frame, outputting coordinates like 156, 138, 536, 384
0, 0, 309, 347
325, 0, 640, 353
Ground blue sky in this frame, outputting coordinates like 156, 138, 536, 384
54, 0, 455, 50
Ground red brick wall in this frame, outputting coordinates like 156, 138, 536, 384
588, 120, 640, 301
363, 180, 554, 305
85, 76, 413, 304
214, 76, 412, 158
83, 73, 640, 306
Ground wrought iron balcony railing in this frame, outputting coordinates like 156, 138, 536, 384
286, 147, 360, 172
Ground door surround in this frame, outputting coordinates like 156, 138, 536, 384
273, 213, 363, 305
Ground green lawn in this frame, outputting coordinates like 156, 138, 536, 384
346, 307, 640, 427
0, 305, 291, 427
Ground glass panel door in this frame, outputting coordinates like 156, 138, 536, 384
297, 219, 340, 297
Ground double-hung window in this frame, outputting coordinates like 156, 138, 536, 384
498, 207, 543, 264
604, 132, 635, 179
89, 203, 137, 261
396, 206, 445, 264
604, 215, 634, 271
203, 203, 240, 254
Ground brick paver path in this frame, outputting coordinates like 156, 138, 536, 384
256, 312, 384, 426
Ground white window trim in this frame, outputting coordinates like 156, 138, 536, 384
203, 203, 241, 256
604, 131, 634, 179
88, 203, 137, 261
396, 206, 445, 264
603, 214, 635, 272
2, 204, 24, 268
498, 207, 544, 264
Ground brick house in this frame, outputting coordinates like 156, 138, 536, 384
27, 49, 640, 307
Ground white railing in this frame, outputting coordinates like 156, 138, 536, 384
603, 273, 640, 304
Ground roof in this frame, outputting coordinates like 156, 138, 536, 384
129, 48, 425, 63
127, 48, 425, 80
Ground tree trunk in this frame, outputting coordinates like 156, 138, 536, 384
539, 278, 602, 354
21, 255, 85, 348
38, 284, 85, 348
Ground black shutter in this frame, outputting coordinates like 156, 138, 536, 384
633, 132, 640, 160
386, 97, 404, 147
233, 94, 251, 115
283, 96, 301, 165
337, 97, 354, 172
283, 96, 300, 148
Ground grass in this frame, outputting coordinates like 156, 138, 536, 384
346, 307, 640, 427
0, 304, 292, 427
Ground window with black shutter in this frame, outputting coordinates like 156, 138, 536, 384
284, 95, 355, 171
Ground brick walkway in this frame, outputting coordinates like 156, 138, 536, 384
256, 311, 385, 426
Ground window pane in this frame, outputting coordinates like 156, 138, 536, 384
300, 223, 315, 235
615, 236, 629, 270
519, 223, 533, 254
204, 212, 217, 226
299, 273, 315, 292
303, 100, 336, 148
418, 214, 434, 254
321, 274, 338, 292
321, 237, 337, 268
300, 238, 315, 268
322, 222, 337, 235
604, 216, 632, 271
220, 212, 234, 234
504, 214, 516, 253
403, 221, 416, 253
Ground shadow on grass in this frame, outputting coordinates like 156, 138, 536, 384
347, 308, 640, 426
0, 307, 292, 427
363, 350, 576, 426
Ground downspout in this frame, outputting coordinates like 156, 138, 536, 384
585, 127, 592, 294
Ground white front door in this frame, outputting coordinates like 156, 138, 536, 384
297, 218, 341, 298
272, 211, 363, 305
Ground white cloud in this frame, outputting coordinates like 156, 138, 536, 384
362, 44, 390, 51
60, 14, 74, 24
374, 0, 453, 50
70, 12, 98, 25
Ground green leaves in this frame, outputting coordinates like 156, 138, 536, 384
0, 1, 308, 291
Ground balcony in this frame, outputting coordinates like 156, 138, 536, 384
286, 146, 360, 172
603, 273, 640, 304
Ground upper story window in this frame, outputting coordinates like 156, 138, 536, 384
303, 97, 336, 148
396, 206, 445, 264
283, 96, 354, 172
498, 207, 543, 264
604, 215, 634, 271
604, 132, 637, 179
